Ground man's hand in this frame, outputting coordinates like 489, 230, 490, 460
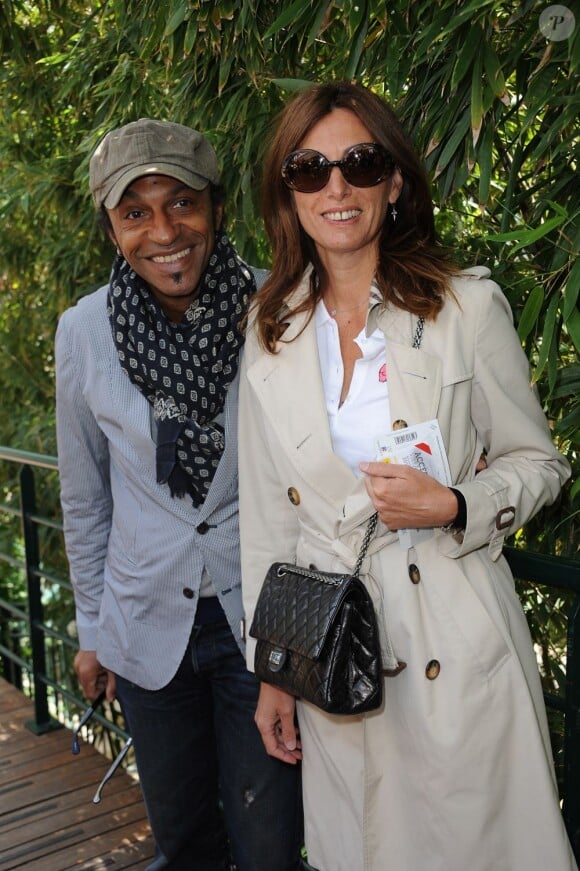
360, 461, 458, 530
74, 649, 116, 702
254, 683, 302, 765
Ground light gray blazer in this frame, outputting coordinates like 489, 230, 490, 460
56, 269, 266, 690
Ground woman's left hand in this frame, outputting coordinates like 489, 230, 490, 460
360, 461, 458, 529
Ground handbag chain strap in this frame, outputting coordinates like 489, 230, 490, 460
278, 510, 379, 586
352, 511, 379, 577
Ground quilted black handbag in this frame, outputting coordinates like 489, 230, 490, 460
249, 514, 383, 715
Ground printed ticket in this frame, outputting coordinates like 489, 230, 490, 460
374, 419, 452, 549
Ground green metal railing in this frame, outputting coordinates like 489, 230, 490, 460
504, 545, 580, 856
0, 446, 578, 857
0, 446, 128, 748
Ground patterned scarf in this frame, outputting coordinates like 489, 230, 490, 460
107, 230, 256, 506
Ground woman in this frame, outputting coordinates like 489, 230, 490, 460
238, 81, 576, 871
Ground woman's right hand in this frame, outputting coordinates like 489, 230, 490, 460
255, 682, 302, 764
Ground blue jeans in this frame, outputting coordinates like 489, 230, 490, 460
116, 601, 303, 871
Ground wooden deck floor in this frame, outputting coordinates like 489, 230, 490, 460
0, 677, 154, 870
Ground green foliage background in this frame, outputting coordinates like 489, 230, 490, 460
0, 0, 578, 554
0, 0, 578, 799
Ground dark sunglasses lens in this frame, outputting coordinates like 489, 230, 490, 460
342, 145, 390, 187
282, 150, 329, 192
282, 144, 393, 192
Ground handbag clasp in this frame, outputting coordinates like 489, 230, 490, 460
268, 646, 287, 672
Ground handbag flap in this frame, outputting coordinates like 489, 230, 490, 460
249, 563, 357, 660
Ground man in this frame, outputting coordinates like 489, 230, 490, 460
56, 119, 302, 871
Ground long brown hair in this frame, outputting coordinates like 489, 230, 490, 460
253, 81, 459, 352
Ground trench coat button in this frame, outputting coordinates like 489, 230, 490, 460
408, 563, 421, 584
392, 419, 408, 430
182, 587, 194, 599
495, 506, 516, 530
425, 659, 440, 680
197, 521, 210, 534
287, 487, 300, 506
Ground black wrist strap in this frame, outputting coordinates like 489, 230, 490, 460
448, 487, 467, 530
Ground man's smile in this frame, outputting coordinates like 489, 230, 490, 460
151, 246, 193, 264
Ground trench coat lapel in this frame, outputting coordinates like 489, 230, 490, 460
246, 308, 358, 511
371, 303, 442, 426
245, 300, 443, 518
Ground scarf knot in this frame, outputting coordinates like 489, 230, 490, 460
108, 230, 256, 506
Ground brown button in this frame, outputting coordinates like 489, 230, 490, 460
183, 587, 194, 599
495, 507, 516, 530
392, 419, 408, 430
287, 487, 300, 506
425, 659, 440, 680
408, 563, 421, 584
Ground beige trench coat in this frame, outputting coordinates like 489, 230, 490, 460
239, 267, 576, 871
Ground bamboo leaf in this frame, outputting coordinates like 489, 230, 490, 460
345, 0, 370, 80
483, 42, 507, 100
565, 307, 580, 353
563, 260, 580, 322
451, 25, 483, 91
434, 110, 470, 177
471, 54, 483, 146
164, 3, 188, 37
486, 211, 567, 254
183, 17, 198, 55
477, 121, 493, 209
534, 294, 559, 379
517, 285, 544, 342
218, 54, 234, 96
509, 215, 567, 253
424, 1, 493, 44
264, 0, 309, 38
412, 14, 448, 57
306, 0, 333, 49
440, 0, 495, 35
270, 77, 315, 92
547, 337, 558, 394
549, 364, 580, 399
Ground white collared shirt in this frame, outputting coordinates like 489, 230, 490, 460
315, 290, 390, 477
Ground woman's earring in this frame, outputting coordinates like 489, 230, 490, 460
391, 204, 398, 223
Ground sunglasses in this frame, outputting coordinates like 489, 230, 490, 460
281, 142, 394, 193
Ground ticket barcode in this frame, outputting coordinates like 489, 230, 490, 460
394, 432, 418, 444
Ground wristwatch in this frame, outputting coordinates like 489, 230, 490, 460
443, 487, 467, 532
